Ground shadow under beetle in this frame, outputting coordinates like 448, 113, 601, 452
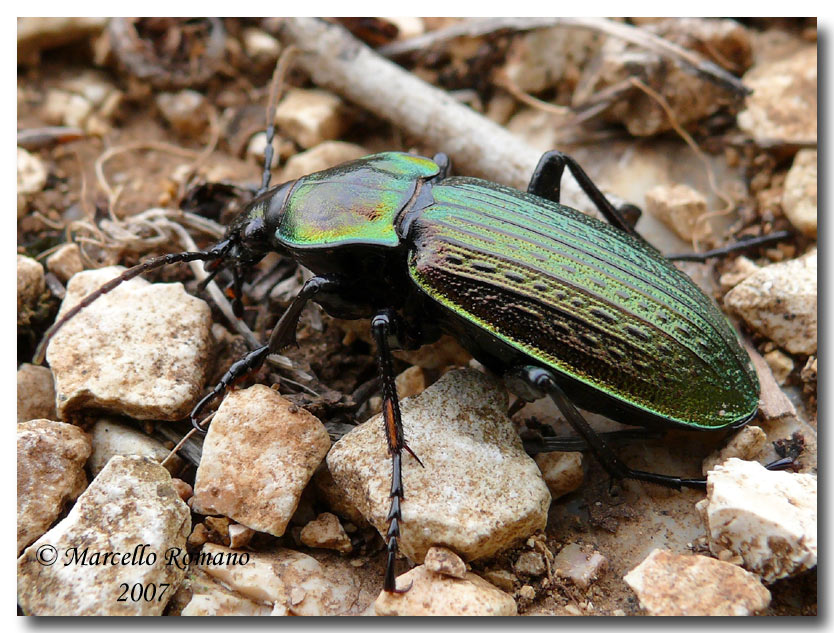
36, 147, 788, 594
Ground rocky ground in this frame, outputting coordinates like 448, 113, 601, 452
17, 17, 816, 616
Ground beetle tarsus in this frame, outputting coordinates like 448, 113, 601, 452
372, 310, 414, 594
519, 365, 713, 491
189, 345, 269, 432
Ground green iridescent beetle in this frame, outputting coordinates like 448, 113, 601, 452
37, 149, 769, 593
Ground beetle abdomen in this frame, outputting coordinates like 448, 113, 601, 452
408, 177, 758, 429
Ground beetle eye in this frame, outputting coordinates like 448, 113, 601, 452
242, 218, 266, 243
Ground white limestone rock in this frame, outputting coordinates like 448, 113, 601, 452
88, 418, 181, 476
552, 543, 607, 590
274, 88, 350, 149
280, 141, 368, 182
45, 243, 84, 283
17, 363, 57, 422
192, 385, 330, 537
17, 419, 91, 552
374, 565, 517, 616
534, 451, 584, 500
17, 456, 191, 615
17, 147, 48, 194
190, 544, 359, 616
180, 568, 273, 616
46, 266, 213, 421
300, 512, 352, 554
624, 548, 770, 616
724, 250, 817, 355
644, 184, 708, 242
738, 47, 816, 145
781, 149, 817, 238
424, 546, 467, 579
327, 369, 550, 564
702, 458, 817, 583
701, 425, 768, 476
17, 255, 45, 326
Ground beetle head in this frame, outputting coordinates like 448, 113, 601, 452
201, 180, 295, 316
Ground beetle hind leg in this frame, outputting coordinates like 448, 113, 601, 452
516, 365, 708, 490
528, 150, 642, 235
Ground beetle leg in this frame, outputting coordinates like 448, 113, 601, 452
189, 275, 344, 431
665, 230, 793, 262
432, 152, 451, 180
518, 366, 708, 490
523, 428, 665, 454
528, 151, 642, 236
371, 309, 417, 593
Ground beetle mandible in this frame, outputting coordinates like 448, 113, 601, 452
37, 146, 783, 594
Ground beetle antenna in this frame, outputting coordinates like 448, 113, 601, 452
258, 46, 297, 196
33, 250, 220, 365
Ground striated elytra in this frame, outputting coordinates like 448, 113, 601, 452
36, 149, 763, 593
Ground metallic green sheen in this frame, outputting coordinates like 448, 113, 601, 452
408, 177, 759, 429
277, 152, 439, 249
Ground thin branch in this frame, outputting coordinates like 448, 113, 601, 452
276, 18, 614, 215
379, 17, 749, 97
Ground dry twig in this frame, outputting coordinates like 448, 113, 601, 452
379, 17, 749, 97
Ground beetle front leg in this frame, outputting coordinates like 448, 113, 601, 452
518, 366, 707, 490
189, 275, 346, 430
528, 150, 642, 236
371, 309, 422, 593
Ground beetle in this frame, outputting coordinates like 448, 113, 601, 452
35, 147, 787, 594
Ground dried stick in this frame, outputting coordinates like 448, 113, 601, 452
378, 17, 749, 97
278, 18, 544, 192
278, 17, 636, 217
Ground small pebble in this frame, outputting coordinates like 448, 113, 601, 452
43, 89, 93, 128
763, 349, 795, 385
299, 512, 352, 553
534, 451, 584, 500
274, 88, 351, 149
724, 250, 817, 355
481, 569, 516, 592
718, 256, 760, 292
190, 544, 359, 616
644, 184, 708, 242
241, 27, 280, 62
88, 418, 180, 476
45, 243, 84, 283
16, 364, 57, 422
47, 266, 213, 421
228, 524, 255, 549
327, 369, 550, 564
701, 425, 768, 475
374, 565, 517, 616
156, 90, 209, 137
17, 147, 48, 194
514, 551, 546, 578
781, 149, 817, 238
171, 478, 193, 502
17, 255, 45, 324
738, 47, 816, 145
280, 141, 368, 182
552, 543, 607, 589
424, 546, 467, 579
